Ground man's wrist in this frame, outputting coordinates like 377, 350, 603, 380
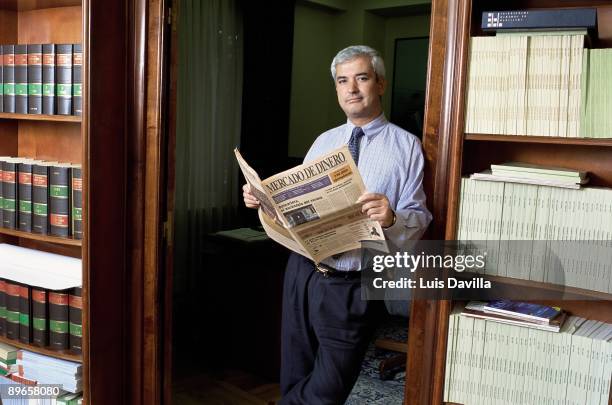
383, 210, 397, 229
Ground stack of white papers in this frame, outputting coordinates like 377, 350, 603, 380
17, 351, 82, 393
471, 162, 588, 189
0, 244, 81, 290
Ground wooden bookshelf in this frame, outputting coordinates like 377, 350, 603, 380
0, 0, 86, 399
410, 0, 612, 404
0, 335, 81, 363
0, 228, 81, 246
0, 112, 81, 122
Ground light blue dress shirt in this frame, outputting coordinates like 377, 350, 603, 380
304, 114, 432, 271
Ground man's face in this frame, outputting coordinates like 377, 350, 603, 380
335, 55, 385, 122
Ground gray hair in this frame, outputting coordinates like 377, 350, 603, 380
330, 45, 386, 81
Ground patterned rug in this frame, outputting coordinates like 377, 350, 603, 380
346, 317, 408, 405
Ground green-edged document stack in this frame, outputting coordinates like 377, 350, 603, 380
465, 33, 612, 138
444, 308, 612, 404
581, 48, 612, 137
457, 177, 612, 292
470, 162, 588, 189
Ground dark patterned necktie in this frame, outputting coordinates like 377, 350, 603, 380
348, 126, 364, 165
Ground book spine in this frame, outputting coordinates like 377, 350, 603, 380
71, 167, 82, 239
18, 163, 33, 232
5, 281, 19, 340
18, 285, 30, 344
0, 45, 3, 112
72, 44, 82, 116
482, 9, 597, 31
69, 287, 82, 353
27, 44, 42, 114
0, 279, 6, 337
56, 44, 72, 115
50, 166, 70, 237
48, 290, 69, 349
32, 164, 49, 234
3, 45, 15, 113
14, 45, 27, 114
31, 288, 48, 347
2, 161, 17, 229
42, 44, 56, 115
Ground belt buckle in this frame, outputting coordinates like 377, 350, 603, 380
315, 264, 330, 278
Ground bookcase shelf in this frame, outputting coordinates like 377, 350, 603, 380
465, 133, 612, 147
479, 274, 612, 301
0, 113, 81, 123
0, 228, 81, 246
0, 335, 81, 363
410, 1, 612, 404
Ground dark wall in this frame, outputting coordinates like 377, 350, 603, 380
239, 0, 296, 178
239, 0, 296, 225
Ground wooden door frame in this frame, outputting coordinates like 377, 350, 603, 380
404, 0, 471, 404
86, 0, 169, 403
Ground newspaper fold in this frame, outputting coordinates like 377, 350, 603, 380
235, 146, 388, 263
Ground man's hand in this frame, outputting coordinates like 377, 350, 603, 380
243, 183, 260, 209
357, 192, 395, 228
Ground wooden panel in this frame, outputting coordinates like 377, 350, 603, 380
0, 9, 17, 42
422, 0, 448, 240
0, 0, 80, 11
18, 238, 81, 258
405, 0, 450, 404
0, 120, 19, 156
0, 334, 81, 361
163, 2, 178, 405
0, 227, 81, 246
142, 0, 167, 404
462, 140, 612, 187
86, 0, 131, 402
0, 113, 80, 122
18, 121, 81, 163
18, 6, 82, 44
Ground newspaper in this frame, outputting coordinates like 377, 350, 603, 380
235, 145, 388, 263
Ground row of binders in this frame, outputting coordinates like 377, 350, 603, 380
458, 177, 612, 293
0, 244, 81, 355
0, 343, 82, 401
464, 33, 612, 138
0, 281, 82, 354
445, 307, 612, 405
0, 157, 82, 239
1, 44, 82, 116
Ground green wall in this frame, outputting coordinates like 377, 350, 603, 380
288, 0, 431, 157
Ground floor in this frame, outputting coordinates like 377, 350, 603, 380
172, 317, 408, 405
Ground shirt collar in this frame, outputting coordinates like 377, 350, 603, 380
346, 113, 388, 139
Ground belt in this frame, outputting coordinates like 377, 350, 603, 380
313, 262, 361, 279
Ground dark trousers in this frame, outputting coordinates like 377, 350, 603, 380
279, 253, 381, 405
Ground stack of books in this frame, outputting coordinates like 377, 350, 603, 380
461, 300, 566, 332
0, 342, 17, 375
470, 161, 588, 189
16, 350, 82, 393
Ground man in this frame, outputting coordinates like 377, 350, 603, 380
243, 45, 431, 404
